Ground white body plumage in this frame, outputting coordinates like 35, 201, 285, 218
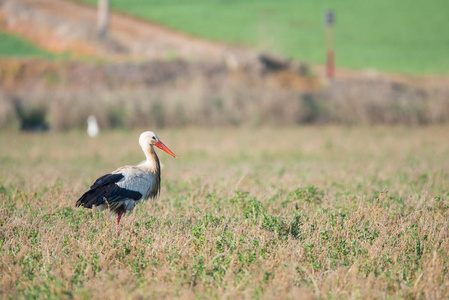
96, 163, 159, 213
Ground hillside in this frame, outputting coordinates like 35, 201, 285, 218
0, 31, 54, 58
0, 0, 448, 131
75, 0, 449, 75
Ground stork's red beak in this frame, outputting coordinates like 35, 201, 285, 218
155, 141, 177, 158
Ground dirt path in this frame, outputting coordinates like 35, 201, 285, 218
1, 0, 249, 62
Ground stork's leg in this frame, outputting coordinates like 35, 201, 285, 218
116, 207, 125, 236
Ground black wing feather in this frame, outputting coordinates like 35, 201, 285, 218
89, 173, 124, 189
76, 173, 142, 209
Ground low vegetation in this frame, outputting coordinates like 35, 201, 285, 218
1, 60, 448, 132
1, 127, 448, 298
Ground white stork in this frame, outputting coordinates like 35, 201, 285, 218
76, 131, 177, 234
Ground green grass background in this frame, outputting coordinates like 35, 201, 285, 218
0, 31, 53, 59
78, 0, 449, 74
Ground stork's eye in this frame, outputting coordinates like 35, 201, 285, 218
152, 136, 156, 140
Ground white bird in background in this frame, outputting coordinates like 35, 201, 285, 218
87, 115, 99, 137
76, 131, 177, 234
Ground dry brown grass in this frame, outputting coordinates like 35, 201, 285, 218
1, 126, 449, 299
1, 59, 449, 132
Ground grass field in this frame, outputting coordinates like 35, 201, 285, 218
0, 31, 54, 59
77, 0, 449, 74
1, 126, 449, 298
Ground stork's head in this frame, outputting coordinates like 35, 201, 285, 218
139, 131, 177, 158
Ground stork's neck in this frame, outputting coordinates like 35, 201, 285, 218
141, 145, 160, 173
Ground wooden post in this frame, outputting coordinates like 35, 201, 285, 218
325, 10, 335, 80
97, 0, 110, 38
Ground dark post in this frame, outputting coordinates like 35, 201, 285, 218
325, 10, 335, 80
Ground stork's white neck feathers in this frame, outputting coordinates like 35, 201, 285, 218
139, 145, 160, 173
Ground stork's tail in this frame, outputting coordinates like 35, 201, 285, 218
75, 191, 96, 208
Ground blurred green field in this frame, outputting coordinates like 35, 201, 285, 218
1, 127, 449, 298
76, 0, 449, 74
0, 31, 53, 58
